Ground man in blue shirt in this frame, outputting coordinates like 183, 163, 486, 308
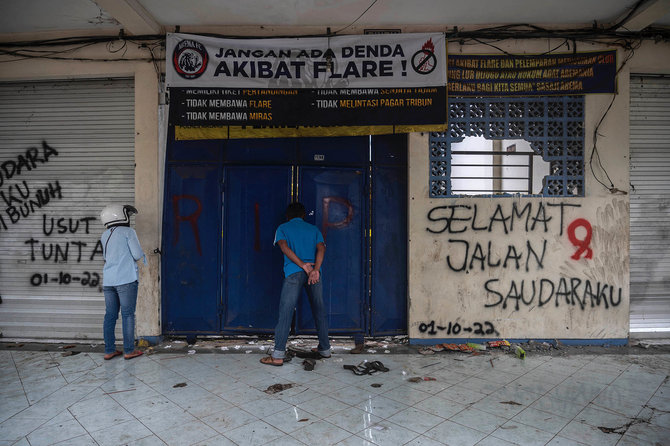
261, 202, 330, 366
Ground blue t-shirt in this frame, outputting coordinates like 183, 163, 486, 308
274, 217, 325, 277
101, 226, 145, 286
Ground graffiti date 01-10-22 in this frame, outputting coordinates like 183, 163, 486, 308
30, 271, 101, 289
418, 320, 499, 336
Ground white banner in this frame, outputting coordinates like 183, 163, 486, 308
166, 32, 446, 89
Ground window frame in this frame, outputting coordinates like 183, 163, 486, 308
429, 96, 585, 198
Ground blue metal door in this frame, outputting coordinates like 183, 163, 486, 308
222, 166, 292, 332
162, 164, 221, 332
371, 135, 408, 335
161, 135, 407, 336
296, 167, 367, 335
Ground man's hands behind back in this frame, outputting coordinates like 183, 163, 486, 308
308, 270, 320, 285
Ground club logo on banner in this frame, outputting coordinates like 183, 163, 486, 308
165, 32, 447, 138
172, 39, 209, 80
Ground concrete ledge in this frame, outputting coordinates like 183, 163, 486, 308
410, 338, 629, 346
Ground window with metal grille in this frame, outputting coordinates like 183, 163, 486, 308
429, 96, 585, 197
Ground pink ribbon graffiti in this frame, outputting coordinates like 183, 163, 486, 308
567, 218, 593, 260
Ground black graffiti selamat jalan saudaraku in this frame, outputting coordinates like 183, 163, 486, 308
484, 277, 622, 311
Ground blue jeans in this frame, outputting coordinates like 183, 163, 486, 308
103, 281, 138, 354
272, 271, 330, 359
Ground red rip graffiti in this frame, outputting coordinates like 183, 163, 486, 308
567, 218, 593, 260
173, 195, 202, 255
321, 196, 354, 241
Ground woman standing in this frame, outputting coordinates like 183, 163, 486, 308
99, 204, 145, 360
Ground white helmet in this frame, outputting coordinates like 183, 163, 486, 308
100, 204, 138, 227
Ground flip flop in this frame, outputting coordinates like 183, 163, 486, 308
124, 351, 143, 360
260, 356, 283, 366
343, 364, 369, 375
104, 351, 122, 360
343, 360, 390, 375
368, 361, 389, 372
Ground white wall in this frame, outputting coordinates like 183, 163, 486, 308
408, 39, 670, 342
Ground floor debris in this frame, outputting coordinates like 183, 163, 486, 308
302, 359, 315, 371
173, 382, 187, 388
408, 376, 436, 382
264, 383, 295, 394
515, 345, 526, 359
61, 351, 80, 356
1, 345, 669, 446
103, 388, 136, 395
500, 401, 523, 406
421, 362, 441, 368
597, 417, 650, 435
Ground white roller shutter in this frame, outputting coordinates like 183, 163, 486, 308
0, 78, 134, 341
629, 75, 670, 337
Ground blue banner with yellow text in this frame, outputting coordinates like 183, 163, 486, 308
448, 51, 616, 97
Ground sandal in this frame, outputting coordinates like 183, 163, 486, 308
343, 360, 390, 375
124, 350, 143, 360
260, 356, 283, 367
343, 364, 369, 375
368, 361, 389, 372
104, 351, 122, 360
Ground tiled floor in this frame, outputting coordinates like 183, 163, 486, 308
1, 347, 669, 446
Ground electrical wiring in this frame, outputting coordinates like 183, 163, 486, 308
0, 49, 156, 62
0, 20, 667, 53
470, 37, 571, 58
0, 34, 163, 66
332, 0, 379, 35
588, 40, 640, 194
456, 31, 642, 195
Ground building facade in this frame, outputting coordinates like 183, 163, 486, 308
1, 20, 669, 344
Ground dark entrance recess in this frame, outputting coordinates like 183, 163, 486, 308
162, 130, 407, 337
